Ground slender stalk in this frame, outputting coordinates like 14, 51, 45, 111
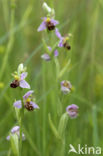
18, 89, 24, 156
19, 102, 24, 156
19, 117, 22, 156
42, 61, 46, 156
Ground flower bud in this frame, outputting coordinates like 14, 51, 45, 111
42, 2, 52, 13
17, 63, 24, 74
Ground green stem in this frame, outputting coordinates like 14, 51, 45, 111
18, 89, 24, 156
19, 104, 24, 156
42, 61, 46, 156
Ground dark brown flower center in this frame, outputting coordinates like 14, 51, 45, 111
63, 42, 71, 50
24, 102, 34, 111
10, 80, 19, 88
46, 21, 55, 31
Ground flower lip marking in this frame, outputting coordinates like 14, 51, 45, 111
23, 90, 39, 111
13, 90, 39, 111
61, 36, 71, 50
10, 80, 20, 88
45, 18, 59, 31
37, 17, 59, 32
24, 101, 34, 111
63, 42, 71, 50
55, 28, 71, 50
66, 104, 79, 118
61, 80, 72, 94
24, 97, 34, 111
46, 19, 55, 31
63, 81, 71, 88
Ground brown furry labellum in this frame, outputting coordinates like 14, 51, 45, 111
63, 42, 71, 50
10, 80, 19, 88
46, 21, 55, 31
24, 102, 34, 111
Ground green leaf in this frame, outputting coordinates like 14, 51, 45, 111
58, 113, 68, 138
48, 113, 61, 140
10, 134, 19, 156
58, 59, 71, 79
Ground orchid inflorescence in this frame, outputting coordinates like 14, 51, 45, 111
7, 63, 39, 142
10, 63, 39, 111
38, 3, 72, 62
38, 2, 79, 118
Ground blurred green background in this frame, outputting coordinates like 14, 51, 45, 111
0, 0, 103, 155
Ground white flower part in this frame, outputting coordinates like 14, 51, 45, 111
17, 63, 24, 74
61, 86, 71, 94
42, 2, 52, 13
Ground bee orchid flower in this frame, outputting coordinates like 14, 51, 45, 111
13, 90, 39, 111
61, 80, 72, 94
55, 28, 71, 50
10, 64, 30, 89
66, 104, 79, 118
38, 17, 59, 32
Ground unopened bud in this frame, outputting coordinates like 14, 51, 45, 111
42, 2, 52, 13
